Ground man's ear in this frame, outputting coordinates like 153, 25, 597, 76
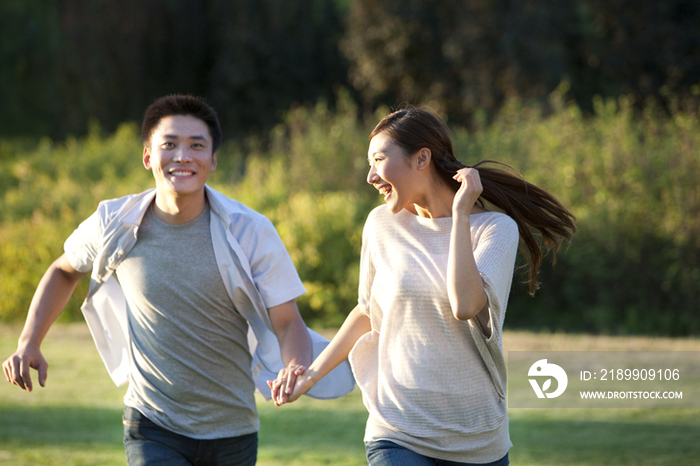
211, 151, 218, 170
415, 148, 432, 171
143, 146, 152, 170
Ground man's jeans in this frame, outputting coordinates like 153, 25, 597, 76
366, 440, 509, 466
123, 407, 257, 466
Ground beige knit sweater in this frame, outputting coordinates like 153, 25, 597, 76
349, 206, 519, 463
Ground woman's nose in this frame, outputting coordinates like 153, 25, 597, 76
367, 165, 378, 184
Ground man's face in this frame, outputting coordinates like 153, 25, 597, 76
143, 114, 217, 199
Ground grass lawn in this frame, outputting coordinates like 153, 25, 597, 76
1, 323, 699, 465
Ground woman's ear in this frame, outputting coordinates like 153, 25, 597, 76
415, 148, 432, 171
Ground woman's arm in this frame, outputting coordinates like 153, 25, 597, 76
447, 168, 489, 322
270, 304, 371, 406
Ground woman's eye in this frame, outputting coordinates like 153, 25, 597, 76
368, 156, 384, 167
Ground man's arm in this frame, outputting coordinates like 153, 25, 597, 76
2, 254, 87, 391
270, 304, 371, 406
267, 299, 313, 405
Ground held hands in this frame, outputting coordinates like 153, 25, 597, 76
267, 365, 315, 406
452, 168, 483, 217
2, 345, 48, 392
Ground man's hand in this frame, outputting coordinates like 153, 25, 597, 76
268, 368, 316, 406
268, 364, 307, 406
3, 345, 48, 392
2, 253, 86, 392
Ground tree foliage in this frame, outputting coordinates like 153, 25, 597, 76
1, 1, 698, 139
0, 0, 347, 139
343, 0, 700, 125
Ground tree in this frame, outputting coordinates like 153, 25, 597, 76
206, 0, 348, 136
576, 0, 700, 109
0, 0, 349, 140
342, 0, 578, 125
341, 0, 700, 124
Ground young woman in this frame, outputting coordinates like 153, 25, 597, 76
270, 108, 576, 465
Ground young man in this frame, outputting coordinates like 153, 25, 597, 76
2, 95, 353, 465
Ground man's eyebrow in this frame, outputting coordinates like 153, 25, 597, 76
163, 134, 209, 141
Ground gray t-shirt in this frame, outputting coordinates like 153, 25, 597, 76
116, 202, 258, 439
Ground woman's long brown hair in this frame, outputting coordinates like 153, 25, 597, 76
370, 107, 576, 295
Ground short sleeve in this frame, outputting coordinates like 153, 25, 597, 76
64, 207, 104, 274
357, 211, 377, 317
240, 216, 306, 309
471, 214, 519, 338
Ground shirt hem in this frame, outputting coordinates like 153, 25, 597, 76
124, 402, 260, 440
364, 415, 511, 464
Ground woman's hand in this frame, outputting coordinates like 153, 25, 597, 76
268, 367, 315, 406
452, 168, 483, 217
268, 364, 307, 406
268, 305, 372, 406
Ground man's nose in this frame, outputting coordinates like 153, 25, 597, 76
173, 147, 192, 162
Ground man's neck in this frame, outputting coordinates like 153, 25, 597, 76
152, 189, 208, 225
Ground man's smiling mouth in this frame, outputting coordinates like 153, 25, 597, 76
170, 170, 195, 177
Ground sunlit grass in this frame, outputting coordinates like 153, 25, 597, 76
1, 324, 699, 465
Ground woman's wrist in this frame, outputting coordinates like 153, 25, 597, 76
452, 209, 472, 225
304, 367, 321, 387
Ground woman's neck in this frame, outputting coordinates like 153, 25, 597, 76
410, 183, 488, 219
411, 182, 457, 219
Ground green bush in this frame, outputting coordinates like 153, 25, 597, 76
1, 90, 698, 335
456, 88, 700, 335
0, 123, 151, 322
213, 96, 380, 326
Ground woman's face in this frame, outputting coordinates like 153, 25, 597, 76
367, 132, 419, 214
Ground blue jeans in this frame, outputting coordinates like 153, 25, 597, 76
365, 440, 509, 466
122, 407, 257, 466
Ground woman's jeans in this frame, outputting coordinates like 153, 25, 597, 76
122, 407, 257, 466
366, 440, 509, 466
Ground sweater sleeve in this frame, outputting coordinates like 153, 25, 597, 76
471, 213, 519, 340
465, 213, 519, 398
357, 209, 378, 316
